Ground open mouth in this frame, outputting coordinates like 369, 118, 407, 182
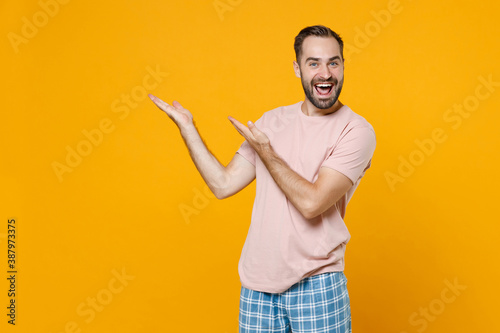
314, 83, 334, 97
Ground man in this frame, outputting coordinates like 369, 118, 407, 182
149, 25, 375, 333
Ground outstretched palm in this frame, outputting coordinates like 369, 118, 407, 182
148, 94, 193, 128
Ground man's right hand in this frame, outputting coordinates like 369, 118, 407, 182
147, 93, 256, 199
148, 94, 194, 130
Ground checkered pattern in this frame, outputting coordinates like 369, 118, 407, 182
239, 272, 351, 333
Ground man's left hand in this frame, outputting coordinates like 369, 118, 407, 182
228, 116, 271, 154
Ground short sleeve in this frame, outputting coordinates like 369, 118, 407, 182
321, 125, 376, 184
235, 114, 268, 166
236, 140, 256, 166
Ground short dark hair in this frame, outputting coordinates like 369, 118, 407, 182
294, 25, 344, 62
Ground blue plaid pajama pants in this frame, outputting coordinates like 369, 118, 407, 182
239, 272, 351, 332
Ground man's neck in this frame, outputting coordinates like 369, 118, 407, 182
301, 99, 344, 117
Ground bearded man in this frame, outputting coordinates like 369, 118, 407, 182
149, 25, 376, 333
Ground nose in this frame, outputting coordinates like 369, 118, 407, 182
318, 64, 332, 80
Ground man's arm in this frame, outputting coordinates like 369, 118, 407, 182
149, 94, 255, 199
228, 117, 352, 219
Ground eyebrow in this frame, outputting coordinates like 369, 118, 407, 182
305, 56, 341, 63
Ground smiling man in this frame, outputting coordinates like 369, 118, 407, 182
149, 25, 376, 333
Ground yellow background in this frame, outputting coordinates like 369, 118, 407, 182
1, 0, 499, 332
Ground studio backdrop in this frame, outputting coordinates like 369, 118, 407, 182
1, 0, 499, 332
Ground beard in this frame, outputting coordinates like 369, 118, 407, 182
301, 72, 344, 110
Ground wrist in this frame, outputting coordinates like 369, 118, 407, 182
256, 143, 275, 162
179, 121, 197, 136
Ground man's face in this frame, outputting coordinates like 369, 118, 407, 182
293, 36, 344, 110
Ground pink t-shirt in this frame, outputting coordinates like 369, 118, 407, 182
236, 101, 376, 293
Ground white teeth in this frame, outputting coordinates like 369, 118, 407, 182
316, 84, 332, 88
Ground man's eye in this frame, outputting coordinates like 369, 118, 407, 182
330, 62, 338, 66
310, 63, 318, 67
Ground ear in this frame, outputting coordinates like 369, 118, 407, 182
293, 60, 301, 78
